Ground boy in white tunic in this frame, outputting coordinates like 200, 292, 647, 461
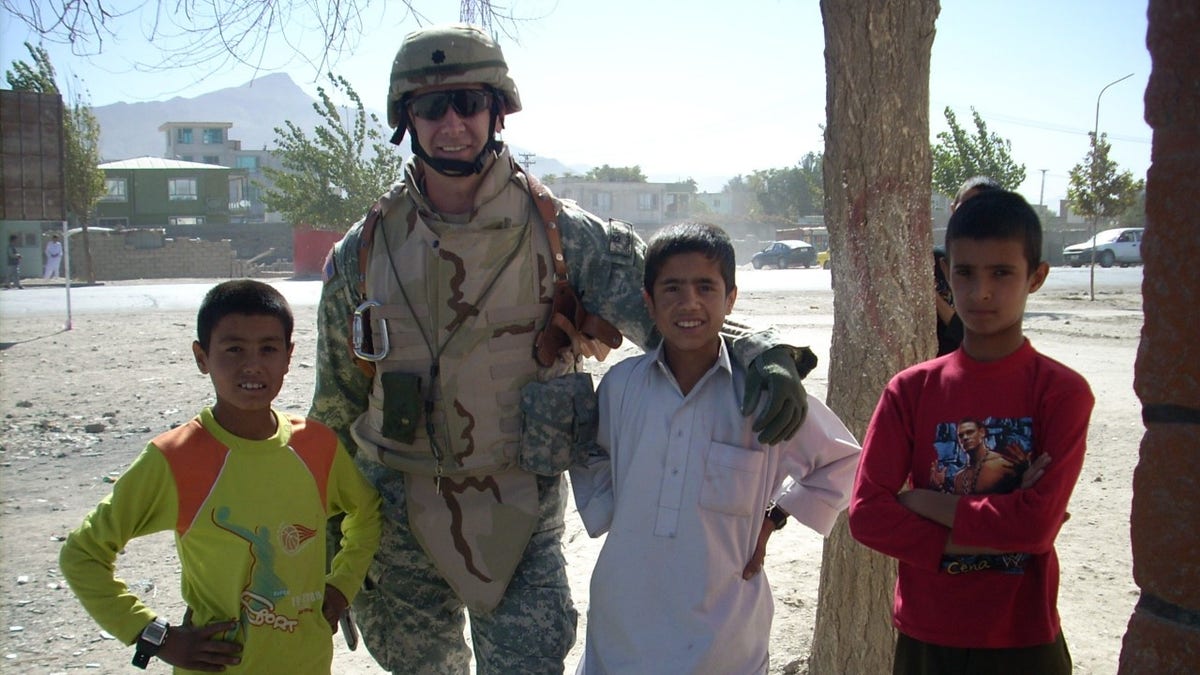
570, 222, 862, 674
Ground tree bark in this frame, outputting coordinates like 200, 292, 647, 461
810, 2, 940, 673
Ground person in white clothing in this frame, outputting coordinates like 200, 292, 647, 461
43, 234, 63, 279
570, 222, 862, 674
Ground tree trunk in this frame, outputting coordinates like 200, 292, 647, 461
810, 2, 941, 673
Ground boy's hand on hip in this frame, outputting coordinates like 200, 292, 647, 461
322, 584, 349, 633
742, 518, 775, 580
158, 619, 242, 671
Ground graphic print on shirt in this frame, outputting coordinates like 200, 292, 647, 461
928, 416, 1035, 574
213, 506, 316, 634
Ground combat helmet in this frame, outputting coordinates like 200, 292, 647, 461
388, 23, 521, 177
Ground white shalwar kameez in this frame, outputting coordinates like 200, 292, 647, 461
570, 340, 861, 675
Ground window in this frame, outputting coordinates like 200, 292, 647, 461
637, 193, 658, 211
180, 155, 194, 162
101, 178, 127, 202
168, 178, 199, 201
168, 216, 205, 225
175, 128, 193, 144
235, 155, 259, 170
98, 217, 129, 228
592, 192, 612, 211
202, 128, 224, 144
203, 155, 221, 165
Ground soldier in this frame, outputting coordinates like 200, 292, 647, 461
310, 23, 811, 673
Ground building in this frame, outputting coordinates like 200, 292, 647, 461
96, 157, 233, 228
547, 179, 669, 237
158, 121, 280, 222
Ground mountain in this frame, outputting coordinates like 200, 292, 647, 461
94, 73, 324, 160
91, 72, 581, 178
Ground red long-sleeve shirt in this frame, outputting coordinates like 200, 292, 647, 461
849, 340, 1094, 648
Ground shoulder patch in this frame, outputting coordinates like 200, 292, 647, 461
322, 245, 337, 283
607, 219, 636, 257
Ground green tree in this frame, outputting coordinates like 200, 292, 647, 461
745, 152, 823, 222
931, 106, 1026, 196
799, 151, 824, 210
6, 42, 106, 283
584, 164, 646, 182
1066, 131, 1145, 299
261, 73, 406, 231
1067, 132, 1144, 227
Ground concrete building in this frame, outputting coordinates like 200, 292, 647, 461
158, 122, 280, 222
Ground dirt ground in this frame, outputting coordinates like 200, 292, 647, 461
0, 280, 1142, 674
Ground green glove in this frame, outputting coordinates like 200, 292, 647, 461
741, 345, 816, 444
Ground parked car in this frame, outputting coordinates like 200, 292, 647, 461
1062, 227, 1143, 268
751, 240, 817, 269
817, 250, 831, 269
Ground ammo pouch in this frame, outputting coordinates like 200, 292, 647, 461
380, 371, 423, 444
518, 373, 598, 476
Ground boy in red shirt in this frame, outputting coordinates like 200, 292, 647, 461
848, 190, 1095, 674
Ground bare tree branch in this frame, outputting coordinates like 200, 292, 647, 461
1, 1, 531, 80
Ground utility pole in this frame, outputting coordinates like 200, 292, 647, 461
1039, 169, 1048, 206
519, 152, 537, 168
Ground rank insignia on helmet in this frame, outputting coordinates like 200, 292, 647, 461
432, 49, 446, 64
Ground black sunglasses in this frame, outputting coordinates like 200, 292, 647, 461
407, 89, 493, 121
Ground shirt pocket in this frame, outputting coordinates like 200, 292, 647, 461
699, 441, 766, 517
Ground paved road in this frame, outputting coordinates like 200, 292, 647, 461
0, 266, 1144, 319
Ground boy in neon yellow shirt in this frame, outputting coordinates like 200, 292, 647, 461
60, 279, 382, 673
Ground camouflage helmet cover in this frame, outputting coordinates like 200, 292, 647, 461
387, 23, 522, 128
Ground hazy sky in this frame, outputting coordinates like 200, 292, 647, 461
1, 0, 1151, 206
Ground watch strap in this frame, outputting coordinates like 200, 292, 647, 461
767, 503, 788, 530
132, 617, 169, 669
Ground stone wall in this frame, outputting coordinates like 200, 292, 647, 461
162, 222, 294, 262
67, 230, 241, 280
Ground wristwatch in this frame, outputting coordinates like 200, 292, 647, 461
132, 617, 169, 669
766, 503, 789, 531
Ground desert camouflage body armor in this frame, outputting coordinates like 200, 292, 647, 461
350, 148, 590, 612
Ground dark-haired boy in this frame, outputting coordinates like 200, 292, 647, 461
849, 190, 1095, 674
60, 279, 381, 673
570, 222, 861, 673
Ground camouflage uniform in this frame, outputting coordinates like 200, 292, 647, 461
309, 23, 792, 675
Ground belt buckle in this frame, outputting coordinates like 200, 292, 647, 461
353, 300, 389, 361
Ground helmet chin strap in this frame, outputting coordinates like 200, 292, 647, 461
405, 107, 502, 178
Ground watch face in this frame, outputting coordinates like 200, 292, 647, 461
142, 619, 168, 645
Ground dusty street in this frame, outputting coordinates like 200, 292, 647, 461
0, 273, 1142, 673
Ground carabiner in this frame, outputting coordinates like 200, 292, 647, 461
353, 300, 390, 361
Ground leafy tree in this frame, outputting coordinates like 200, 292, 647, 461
1067, 132, 1144, 227
1066, 132, 1145, 298
931, 106, 1026, 196
6, 42, 106, 283
584, 164, 646, 182
745, 152, 823, 221
799, 151, 824, 210
261, 73, 405, 232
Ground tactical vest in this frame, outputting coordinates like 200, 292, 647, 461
348, 171, 575, 480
